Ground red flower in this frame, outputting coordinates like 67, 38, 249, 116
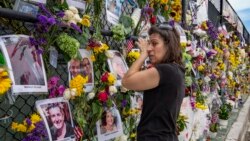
150, 15, 157, 25
101, 72, 109, 82
98, 91, 108, 102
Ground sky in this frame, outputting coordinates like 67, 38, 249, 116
228, 0, 250, 33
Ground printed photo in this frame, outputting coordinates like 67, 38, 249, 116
68, 49, 94, 92
106, 0, 122, 25
0, 35, 47, 94
96, 107, 123, 141
36, 97, 75, 141
107, 50, 128, 86
13, 0, 39, 16
66, 0, 86, 10
28, 0, 47, 4
131, 92, 143, 111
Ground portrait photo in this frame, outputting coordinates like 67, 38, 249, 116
68, 49, 94, 92
106, 0, 122, 25
130, 92, 143, 124
66, 0, 86, 10
107, 50, 128, 86
36, 97, 75, 141
13, 0, 39, 16
96, 107, 123, 141
0, 35, 47, 94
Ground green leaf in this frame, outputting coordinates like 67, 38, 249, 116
92, 102, 100, 114
0, 52, 5, 65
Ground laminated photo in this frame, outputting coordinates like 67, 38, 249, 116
96, 107, 123, 141
13, 0, 39, 16
130, 92, 143, 124
66, 0, 86, 10
0, 35, 48, 94
106, 0, 122, 25
107, 50, 128, 86
36, 97, 75, 141
28, 0, 46, 4
68, 49, 94, 92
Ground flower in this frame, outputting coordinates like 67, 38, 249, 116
107, 73, 116, 85
69, 6, 78, 14
48, 76, 59, 89
0, 68, 12, 95
63, 88, 71, 100
150, 15, 157, 24
105, 51, 114, 58
101, 72, 109, 82
98, 91, 108, 102
30, 113, 41, 124
80, 15, 91, 27
69, 75, 88, 96
90, 55, 96, 62
109, 86, 117, 95
87, 92, 95, 100
160, 0, 169, 4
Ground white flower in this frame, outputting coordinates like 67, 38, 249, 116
87, 92, 95, 101
204, 76, 211, 83
193, 28, 207, 37
109, 86, 117, 96
115, 134, 128, 141
67, 19, 77, 25
63, 10, 74, 21
70, 88, 77, 97
63, 88, 71, 100
73, 14, 81, 23
105, 51, 114, 58
69, 6, 78, 14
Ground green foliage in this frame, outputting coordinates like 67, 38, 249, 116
0, 52, 5, 65
111, 24, 126, 41
218, 104, 230, 120
176, 114, 188, 133
209, 123, 218, 132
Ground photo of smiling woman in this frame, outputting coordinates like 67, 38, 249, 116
36, 97, 75, 141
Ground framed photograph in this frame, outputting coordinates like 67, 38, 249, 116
0, 35, 48, 95
36, 97, 75, 141
66, 0, 86, 10
96, 107, 123, 141
106, 0, 122, 25
107, 50, 128, 86
68, 49, 94, 92
28, 0, 47, 4
131, 92, 143, 111
13, 0, 39, 17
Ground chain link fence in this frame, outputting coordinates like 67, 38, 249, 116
0, 1, 134, 140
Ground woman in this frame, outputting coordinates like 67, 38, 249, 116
100, 110, 118, 134
122, 24, 185, 141
81, 57, 93, 83
111, 52, 127, 80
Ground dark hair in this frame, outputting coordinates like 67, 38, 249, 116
148, 25, 183, 67
101, 110, 117, 126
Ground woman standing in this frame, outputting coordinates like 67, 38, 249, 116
122, 24, 185, 141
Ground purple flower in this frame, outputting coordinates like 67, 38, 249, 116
38, 3, 52, 17
29, 37, 38, 46
56, 11, 65, 18
35, 47, 43, 54
48, 76, 60, 89
57, 85, 66, 96
37, 15, 48, 25
168, 20, 175, 27
70, 23, 82, 33
38, 38, 47, 45
122, 99, 127, 108
47, 17, 56, 25
26, 118, 32, 126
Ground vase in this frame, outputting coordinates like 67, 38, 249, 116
209, 131, 217, 138
219, 119, 228, 128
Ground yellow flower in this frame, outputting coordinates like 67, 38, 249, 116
70, 75, 88, 96
197, 65, 205, 72
93, 43, 109, 54
90, 55, 96, 62
108, 73, 116, 85
130, 133, 136, 138
11, 122, 19, 130
160, 0, 168, 4
195, 102, 208, 110
80, 17, 91, 27
127, 51, 140, 63
30, 113, 41, 124
0, 69, 12, 95
27, 124, 36, 132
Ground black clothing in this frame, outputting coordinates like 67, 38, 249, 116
137, 63, 185, 141
51, 122, 75, 140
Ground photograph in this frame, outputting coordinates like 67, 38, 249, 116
0, 35, 48, 94
66, 0, 86, 10
96, 107, 123, 141
28, 0, 47, 4
131, 92, 143, 111
107, 50, 128, 86
106, 0, 122, 25
36, 97, 75, 141
13, 0, 39, 16
68, 49, 94, 92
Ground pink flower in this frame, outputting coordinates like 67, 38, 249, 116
98, 91, 108, 102
57, 85, 66, 96
48, 76, 60, 89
